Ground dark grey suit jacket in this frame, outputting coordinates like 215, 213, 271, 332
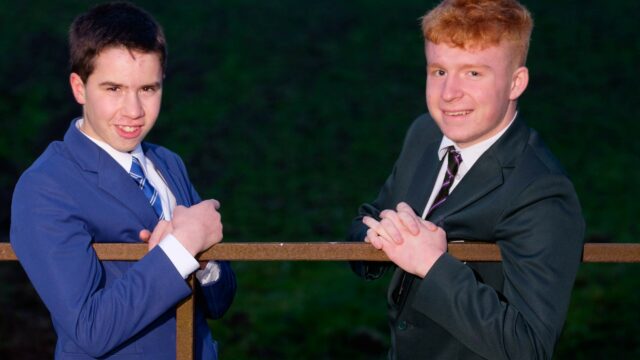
348, 114, 584, 360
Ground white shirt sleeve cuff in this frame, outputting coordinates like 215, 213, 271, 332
195, 261, 221, 285
158, 234, 199, 279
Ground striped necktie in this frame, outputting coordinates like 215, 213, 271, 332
426, 146, 463, 217
129, 156, 164, 219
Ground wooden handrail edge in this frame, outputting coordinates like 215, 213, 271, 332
1, 242, 640, 262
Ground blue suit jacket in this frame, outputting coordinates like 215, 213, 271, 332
10, 121, 236, 359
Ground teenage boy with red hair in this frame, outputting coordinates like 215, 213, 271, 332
349, 1, 584, 359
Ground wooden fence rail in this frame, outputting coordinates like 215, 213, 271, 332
1, 242, 640, 359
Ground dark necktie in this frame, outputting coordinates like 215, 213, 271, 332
392, 146, 462, 304
129, 156, 164, 219
426, 146, 462, 217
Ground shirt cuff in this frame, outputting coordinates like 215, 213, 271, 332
158, 234, 199, 279
195, 261, 221, 285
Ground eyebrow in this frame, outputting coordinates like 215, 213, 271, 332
142, 82, 162, 89
98, 81, 162, 88
427, 62, 492, 70
98, 81, 122, 87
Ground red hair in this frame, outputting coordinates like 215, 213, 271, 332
421, 0, 533, 66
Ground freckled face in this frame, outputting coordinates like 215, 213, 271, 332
69, 47, 163, 152
425, 41, 528, 148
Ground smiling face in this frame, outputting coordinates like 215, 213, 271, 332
70, 46, 163, 152
425, 41, 528, 148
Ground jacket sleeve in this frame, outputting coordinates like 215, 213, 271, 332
346, 176, 394, 280
198, 261, 237, 319
411, 174, 584, 360
10, 172, 192, 358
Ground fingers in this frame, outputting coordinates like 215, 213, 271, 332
364, 207, 419, 245
367, 203, 442, 243
362, 216, 394, 243
363, 213, 406, 245
393, 203, 420, 236
201, 198, 220, 210
395, 202, 440, 233
395, 202, 414, 214
365, 229, 385, 250
378, 211, 406, 244
171, 199, 223, 256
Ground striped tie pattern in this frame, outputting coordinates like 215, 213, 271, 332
129, 156, 164, 219
426, 146, 462, 218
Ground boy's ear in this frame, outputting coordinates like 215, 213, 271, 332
69, 73, 86, 105
509, 66, 529, 101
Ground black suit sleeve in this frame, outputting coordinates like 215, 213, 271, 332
347, 195, 391, 280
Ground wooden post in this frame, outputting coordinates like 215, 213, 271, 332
176, 275, 195, 360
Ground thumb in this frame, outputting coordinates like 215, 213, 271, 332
139, 229, 152, 243
146, 220, 173, 251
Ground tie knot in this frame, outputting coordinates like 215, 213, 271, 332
427, 146, 463, 217
447, 146, 462, 168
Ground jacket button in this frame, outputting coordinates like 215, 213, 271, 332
398, 320, 407, 331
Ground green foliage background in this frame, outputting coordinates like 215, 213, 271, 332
1, 0, 639, 358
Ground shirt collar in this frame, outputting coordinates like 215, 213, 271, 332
437, 111, 518, 172
75, 118, 144, 172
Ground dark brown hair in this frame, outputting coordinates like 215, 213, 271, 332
69, 2, 167, 82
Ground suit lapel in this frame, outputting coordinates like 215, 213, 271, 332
405, 141, 442, 215
427, 153, 503, 223
426, 118, 529, 223
96, 152, 159, 229
63, 120, 159, 230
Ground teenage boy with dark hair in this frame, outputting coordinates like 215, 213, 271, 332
11, 3, 236, 359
